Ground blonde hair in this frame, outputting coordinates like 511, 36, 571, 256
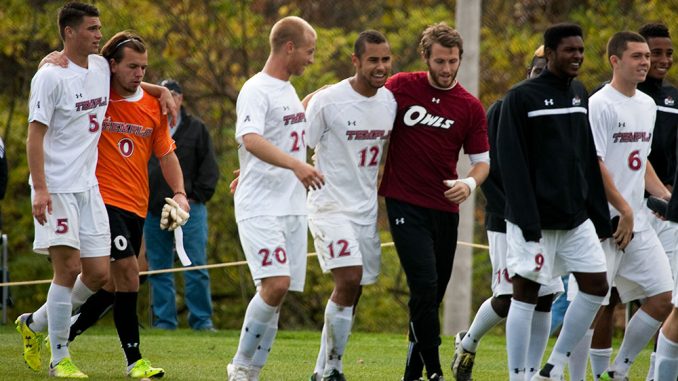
269, 16, 315, 52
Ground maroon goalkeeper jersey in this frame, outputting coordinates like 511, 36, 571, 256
379, 71, 489, 213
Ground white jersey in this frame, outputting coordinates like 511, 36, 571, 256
28, 55, 110, 193
234, 72, 308, 221
306, 79, 397, 224
590, 84, 657, 232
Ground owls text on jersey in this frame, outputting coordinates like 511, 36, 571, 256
306, 78, 397, 224
28, 55, 110, 193
590, 84, 657, 231
234, 72, 308, 221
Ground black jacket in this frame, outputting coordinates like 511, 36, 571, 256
481, 100, 507, 233
639, 76, 678, 186
497, 69, 611, 242
148, 107, 219, 216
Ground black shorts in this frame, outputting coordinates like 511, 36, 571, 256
106, 205, 144, 261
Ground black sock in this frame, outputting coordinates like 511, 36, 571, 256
114, 291, 142, 365
69, 289, 115, 342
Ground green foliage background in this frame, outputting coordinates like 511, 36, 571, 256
0, 0, 676, 331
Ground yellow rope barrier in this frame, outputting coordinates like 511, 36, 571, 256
0, 240, 488, 287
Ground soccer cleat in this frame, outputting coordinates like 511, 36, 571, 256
428, 374, 445, 381
127, 358, 165, 378
227, 363, 250, 381
322, 368, 347, 381
15, 313, 43, 371
310, 372, 321, 381
530, 364, 564, 381
451, 331, 475, 381
49, 357, 88, 378
598, 370, 628, 381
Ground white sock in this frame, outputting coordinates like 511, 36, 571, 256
462, 298, 504, 352
568, 328, 593, 381
324, 300, 353, 375
70, 274, 95, 311
506, 298, 535, 380
610, 308, 661, 376
29, 303, 48, 332
232, 293, 277, 366
645, 351, 656, 381
546, 291, 604, 378
526, 310, 551, 379
47, 283, 73, 364
314, 323, 328, 375
251, 309, 279, 369
589, 347, 612, 380
655, 330, 678, 381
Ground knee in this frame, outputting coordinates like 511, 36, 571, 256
81, 267, 109, 290
259, 277, 290, 305
645, 292, 673, 320
577, 273, 608, 297
492, 295, 511, 317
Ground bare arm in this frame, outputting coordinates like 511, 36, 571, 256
241, 133, 324, 190
645, 161, 672, 200
27, 121, 51, 225
158, 152, 190, 212
598, 158, 633, 249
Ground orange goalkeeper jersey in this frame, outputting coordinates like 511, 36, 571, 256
97, 88, 176, 218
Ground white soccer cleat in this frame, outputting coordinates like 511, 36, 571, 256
227, 363, 250, 381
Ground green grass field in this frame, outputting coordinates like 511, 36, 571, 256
1, 325, 653, 380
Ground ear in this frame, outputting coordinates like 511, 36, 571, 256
109, 58, 118, 73
609, 55, 619, 67
285, 40, 295, 55
351, 53, 359, 67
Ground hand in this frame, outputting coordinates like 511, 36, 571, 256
230, 169, 240, 195
292, 161, 324, 191
172, 192, 190, 213
39, 51, 67, 69
443, 179, 471, 204
32, 188, 52, 225
613, 210, 634, 250
160, 196, 190, 231
158, 88, 178, 125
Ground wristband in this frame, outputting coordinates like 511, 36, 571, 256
173, 191, 187, 197
457, 177, 477, 193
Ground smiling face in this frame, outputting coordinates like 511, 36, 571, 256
547, 36, 584, 78
353, 42, 392, 90
425, 43, 461, 88
646, 36, 673, 80
287, 30, 316, 77
110, 47, 148, 96
612, 41, 651, 85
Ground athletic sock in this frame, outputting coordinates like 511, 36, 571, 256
232, 293, 277, 366
314, 324, 328, 375
323, 300, 353, 374
506, 298, 535, 381
462, 297, 504, 352
114, 292, 142, 366
568, 328, 593, 381
47, 283, 73, 365
251, 308, 279, 370
655, 330, 678, 381
610, 308, 661, 376
70, 274, 95, 312
589, 347, 612, 380
545, 291, 604, 378
526, 310, 551, 379
69, 289, 115, 341
29, 304, 48, 333
645, 351, 656, 381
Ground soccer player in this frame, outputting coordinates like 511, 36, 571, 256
451, 45, 564, 381
305, 30, 396, 381
587, 31, 673, 381
497, 23, 612, 381
638, 22, 678, 381
228, 16, 324, 381
379, 23, 490, 381
18, 3, 111, 377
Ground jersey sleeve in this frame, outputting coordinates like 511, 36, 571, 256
497, 88, 542, 241
305, 88, 330, 149
235, 82, 268, 143
462, 98, 490, 154
588, 97, 612, 160
28, 67, 59, 126
152, 113, 176, 158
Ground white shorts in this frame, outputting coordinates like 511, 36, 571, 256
506, 219, 606, 286
568, 229, 674, 304
648, 207, 678, 275
489, 230, 564, 297
308, 214, 381, 285
32, 186, 110, 257
237, 215, 308, 292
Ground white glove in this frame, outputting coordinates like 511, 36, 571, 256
160, 197, 190, 231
